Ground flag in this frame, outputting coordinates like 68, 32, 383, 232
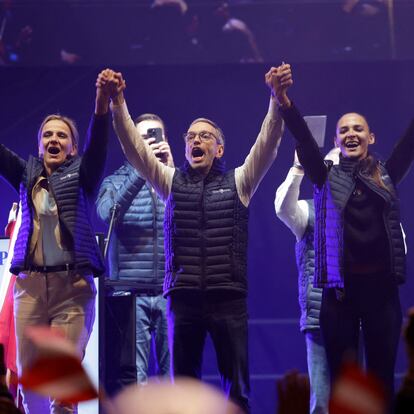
19, 326, 98, 404
330, 362, 386, 414
0, 203, 20, 374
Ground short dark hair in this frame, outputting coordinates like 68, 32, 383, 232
134, 113, 166, 134
189, 118, 225, 146
336, 112, 371, 134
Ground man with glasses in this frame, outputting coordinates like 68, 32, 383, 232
106, 68, 284, 413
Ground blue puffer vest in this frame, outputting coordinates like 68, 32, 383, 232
295, 201, 322, 331
314, 161, 405, 288
163, 159, 249, 296
100, 163, 165, 290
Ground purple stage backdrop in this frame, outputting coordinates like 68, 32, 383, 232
0, 61, 413, 413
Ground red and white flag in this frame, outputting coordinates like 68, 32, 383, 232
329, 362, 386, 414
0, 202, 20, 375
19, 326, 98, 404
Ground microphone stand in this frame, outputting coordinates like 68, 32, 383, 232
99, 202, 119, 412
104, 203, 119, 260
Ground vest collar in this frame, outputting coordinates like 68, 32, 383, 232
339, 153, 362, 174
32, 155, 78, 177
182, 158, 226, 182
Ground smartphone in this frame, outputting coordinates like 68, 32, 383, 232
147, 127, 164, 143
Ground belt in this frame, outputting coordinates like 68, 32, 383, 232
29, 264, 76, 273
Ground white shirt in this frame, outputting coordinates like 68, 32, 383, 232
274, 167, 309, 242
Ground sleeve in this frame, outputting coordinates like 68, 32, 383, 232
96, 169, 145, 224
0, 144, 27, 192
274, 168, 309, 241
235, 97, 284, 207
111, 101, 174, 202
279, 104, 327, 188
80, 113, 110, 195
385, 118, 414, 185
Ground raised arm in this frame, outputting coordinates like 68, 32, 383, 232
272, 64, 327, 188
0, 144, 26, 193
235, 67, 285, 207
385, 118, 414, 186
109, 73, 173, 202
80, 69, 112, 195
275, 151, 309, 241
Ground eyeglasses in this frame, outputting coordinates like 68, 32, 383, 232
183, 130, 219, 144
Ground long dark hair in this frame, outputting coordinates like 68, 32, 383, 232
359, 154, 390, 192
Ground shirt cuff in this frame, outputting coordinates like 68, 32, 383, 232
288, 167, 305, 182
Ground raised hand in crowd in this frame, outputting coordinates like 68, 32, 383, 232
276, 370, 310, 414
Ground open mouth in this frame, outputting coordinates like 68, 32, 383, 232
344, 141, 360, 149
47, 146, 60, 155
191, 147, 204, 160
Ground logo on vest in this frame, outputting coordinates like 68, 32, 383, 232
212, 188, 231, 194
60, 172, 79, 181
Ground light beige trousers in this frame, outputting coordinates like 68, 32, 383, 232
14, 271, 96, 414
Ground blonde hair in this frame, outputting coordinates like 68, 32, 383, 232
37, 114, 79, 150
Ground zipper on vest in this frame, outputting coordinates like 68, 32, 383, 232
201, 180, 206, 290
150, 186, 159, 281
24, 191, 36, 270
357, 173, 395, 272
339, 178, 357, 276
382, 204, 394, 272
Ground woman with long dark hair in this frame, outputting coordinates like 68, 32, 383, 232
266, 63, 414, 409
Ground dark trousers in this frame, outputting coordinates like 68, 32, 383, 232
320, 272, 402, 407
104, 295, 136, 396
167, 293, 250, 413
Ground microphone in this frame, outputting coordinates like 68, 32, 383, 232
110, 202, 121, 217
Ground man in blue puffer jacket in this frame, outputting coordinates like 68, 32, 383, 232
96, 113, 174, 392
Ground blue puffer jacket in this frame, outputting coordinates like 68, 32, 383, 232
96, 161, 165, 291
295, 200, 322, 331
